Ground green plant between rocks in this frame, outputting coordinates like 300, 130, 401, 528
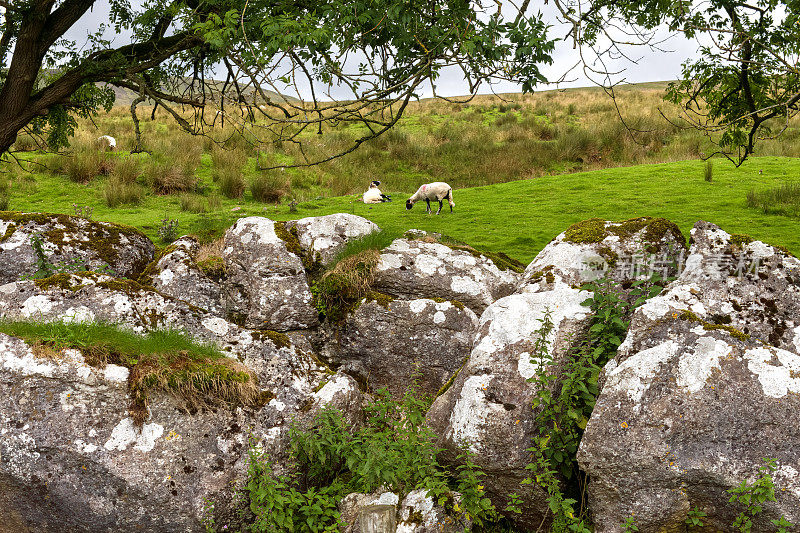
238, 382, 498, 532
21, 232, 115, 280
728, 458, 795, 533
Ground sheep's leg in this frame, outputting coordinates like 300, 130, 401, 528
425, 198, 431, 214
436, 200, 443, 215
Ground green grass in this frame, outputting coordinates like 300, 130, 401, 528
5, 156, 800, 263
0, 319, 261, 423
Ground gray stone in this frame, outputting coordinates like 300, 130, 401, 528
286, 213, 380, 266
221, 216, 318, 331
373, 235, 520, 314
521, 216, 687, 288
0, 273, 355, 531
339, 490, 470, 533
144, 236, 224, 315
578, 221, 800, 531
426, 276, 593, 528
0, 212, 155, 283
322, 297, 478, 398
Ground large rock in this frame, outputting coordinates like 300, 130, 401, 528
373, 234, 521, 314
339, 490, 470, 533
578, 221, 800, 531
0, 273, 360, 531
522, 216, 687, 288
141, 236, 224, 315
285, 213, 380, 265
221, 217, 319, 331
321, 296, 478, 398
0, 211, 155, 283
426, 276, 593, 527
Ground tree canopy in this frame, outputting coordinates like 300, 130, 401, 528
0, 0, 797, 165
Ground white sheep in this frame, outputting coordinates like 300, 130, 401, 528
363, 180, 392, 204
95, 135, 117, 152
405, 182, 455, 214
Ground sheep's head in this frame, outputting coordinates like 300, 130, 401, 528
405, 199, 414, 210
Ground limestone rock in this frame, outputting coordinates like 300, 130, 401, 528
285, 213, 380, 265
0, 270, 356, 531
578, 221, 800, 531
221, 217, 318, 331
522, 217, 687, 288
322, 296, 478, 398
339, 490, 469, 533
142, 236, 224, 315
426, 277, 593, 528
373, 235, 521, 314
0, 212, 155, 283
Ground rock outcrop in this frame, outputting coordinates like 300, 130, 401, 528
522, 216, 687, 288
221, 217, 319, 331
0, 270, 355, 531
373, 234, 522, 314
0, 212, 155, 283
285, 213, 380, 265
141, 236, 224, 315
427, 218, 689, 527
578, 222, 800, 531
322, 296, 479, 398
339, 490, 469, 533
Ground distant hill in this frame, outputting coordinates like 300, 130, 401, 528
104, 81, 299, 108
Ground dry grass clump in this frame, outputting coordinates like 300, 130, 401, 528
103, 177, 144, 207
312, 249, 381, 321
146, 162, 197, 194
62, 149, 113, 183
180, 193, 207, 213
110, 156, 141, 184
250, 171, 286, 203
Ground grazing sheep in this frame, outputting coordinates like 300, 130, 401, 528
363, 180, 392, 204
406, 182, 455, 214
95, 135, 117, 152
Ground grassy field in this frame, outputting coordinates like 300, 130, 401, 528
4, 154, 800, 264
4, 84, 800, 263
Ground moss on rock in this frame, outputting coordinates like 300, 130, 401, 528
563, 217, 685, 247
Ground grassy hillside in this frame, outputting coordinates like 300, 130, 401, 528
4, 155, 799, 264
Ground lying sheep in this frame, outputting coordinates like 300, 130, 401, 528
95, 135, 117, 152
406, 182, 455, 214
363, 180, 392, 204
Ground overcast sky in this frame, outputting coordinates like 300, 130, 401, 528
64, 1, 700, 100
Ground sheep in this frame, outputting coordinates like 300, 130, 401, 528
363, 180, 392, 204
95, 135, 117, 152
405, 182, 455, 214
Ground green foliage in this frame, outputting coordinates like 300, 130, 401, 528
21, 232, 114, 280
728, 458, 794, 533
746, 183, 800, 218
621, 516, 639, 532
158, 217, 180, 244
704, 160, 714, 182
685, 506, 707, 529
241, 383, 497, 532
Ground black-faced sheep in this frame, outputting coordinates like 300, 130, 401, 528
405, 182, 455, 214
363, 180, 392, 204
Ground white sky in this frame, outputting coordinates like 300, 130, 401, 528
63, 1, 701, 99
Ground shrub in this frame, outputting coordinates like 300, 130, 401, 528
12, 133, 40, 152
147, 162, 197, 194
704, 159, 714, 182
111, 156, 141, 184
218, 171, 246, 199
179, 194, 207, 213
0, 180, 9, 210
103, 178, 143, 207
240, 384, 497, 532
63, 149, 106, 183
250, 172, 285, 203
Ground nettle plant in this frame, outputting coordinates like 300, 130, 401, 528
521, 273, 666, 530
237, 383, 497, 533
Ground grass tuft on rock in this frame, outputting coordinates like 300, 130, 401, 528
0, 320, 259, 425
